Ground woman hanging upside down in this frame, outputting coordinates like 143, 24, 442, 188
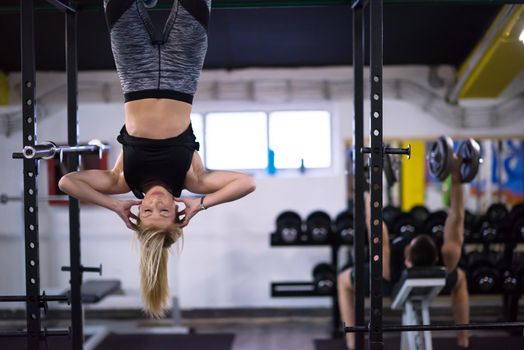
59, 0, 256, 317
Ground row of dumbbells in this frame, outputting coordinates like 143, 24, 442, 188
309, 251, 524, 296
384, 202, 524, 244
463, 250, 524, 295
271, 210, 356, 245
272, 201, 524, 246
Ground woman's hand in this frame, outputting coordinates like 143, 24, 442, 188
113, 199, 141, 230
174, 196, 203, 228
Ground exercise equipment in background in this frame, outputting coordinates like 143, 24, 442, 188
335, 210, 354, 245
306, 211, 333, 243
312, 263, 337, 294
274, 211, 303, 244
427, 136, 482, 183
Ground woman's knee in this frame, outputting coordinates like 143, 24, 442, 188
337, 268, 353, 291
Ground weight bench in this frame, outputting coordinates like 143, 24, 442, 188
62, 279, 121, 350
391, 267, 447, 350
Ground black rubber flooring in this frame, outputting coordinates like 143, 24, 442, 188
314, 336, 524, 350
0, 333, 235, 350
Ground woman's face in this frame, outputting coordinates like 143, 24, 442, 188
139, 186, 177, 229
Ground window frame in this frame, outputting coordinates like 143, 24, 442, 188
192, 101, 337, 177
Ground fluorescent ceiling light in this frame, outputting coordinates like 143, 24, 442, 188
520, 28, 524, 44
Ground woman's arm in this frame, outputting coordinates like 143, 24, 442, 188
177, 152, 256, 227
58, 151, 138, 229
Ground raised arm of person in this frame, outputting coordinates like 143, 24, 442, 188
177, 152, 256, 227
364, 191, 391, 281
58, 151, 139, 230
441, 156, 465, 272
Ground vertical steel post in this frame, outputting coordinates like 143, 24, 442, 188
352, 3, 365, 350
331, 244, 340, 336
20, 1, 41, 349
65, 4, 84, 349
369, 0, 384, 349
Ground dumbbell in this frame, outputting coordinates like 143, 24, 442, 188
275, 211, 303, 243
383, 205, 402, 234
508, 203, 524, 243
424, 210, 447, 247
312, 263, 336, 294
335, 210, 354, 245
409, 205, 430, 233
467, 251, 500, 294
306, 211, 333, 243
464, 209, 477, 243
476, 203, 509, 243
427, 136, 482, 182
500, 268, 519, 294
391, 213, 417, 238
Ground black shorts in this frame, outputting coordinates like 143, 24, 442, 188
439, 268, 459, 295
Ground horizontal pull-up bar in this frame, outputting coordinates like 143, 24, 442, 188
12, 140, 109, 161
0, 0, 517, 14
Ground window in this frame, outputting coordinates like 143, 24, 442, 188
205, 112, 268, 170
269, 111, 331, 169
194, 109, 332, 172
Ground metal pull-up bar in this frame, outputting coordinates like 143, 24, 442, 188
12, 139, 109, 161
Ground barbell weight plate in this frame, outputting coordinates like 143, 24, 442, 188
428, 136, 454, 181
457, 138, 481, 183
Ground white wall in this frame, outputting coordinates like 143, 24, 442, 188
0, 66, 523, 310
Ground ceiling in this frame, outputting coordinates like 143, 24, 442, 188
0, 0, 503, 72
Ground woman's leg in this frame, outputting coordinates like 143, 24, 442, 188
337, 268, 355, 350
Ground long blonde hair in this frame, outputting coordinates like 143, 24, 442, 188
136, 223, 182, 318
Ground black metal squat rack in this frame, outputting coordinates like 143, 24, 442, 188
0, 2, 102, 350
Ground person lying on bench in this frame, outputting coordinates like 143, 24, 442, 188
337, 156, 469, 349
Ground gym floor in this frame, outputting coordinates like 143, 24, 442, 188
1, 295, 523, 350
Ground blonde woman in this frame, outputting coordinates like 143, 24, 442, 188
59, 0, 255, 317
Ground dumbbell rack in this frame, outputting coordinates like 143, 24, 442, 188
269, 233, 347, 337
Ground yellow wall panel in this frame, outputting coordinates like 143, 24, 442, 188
0, 72, 8, 105
400, 140, 425, 212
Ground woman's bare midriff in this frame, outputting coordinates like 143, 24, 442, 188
124, 99, 192, 139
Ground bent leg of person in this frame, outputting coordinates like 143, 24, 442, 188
337, 268, 355, 350
450, 268, 470, 348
